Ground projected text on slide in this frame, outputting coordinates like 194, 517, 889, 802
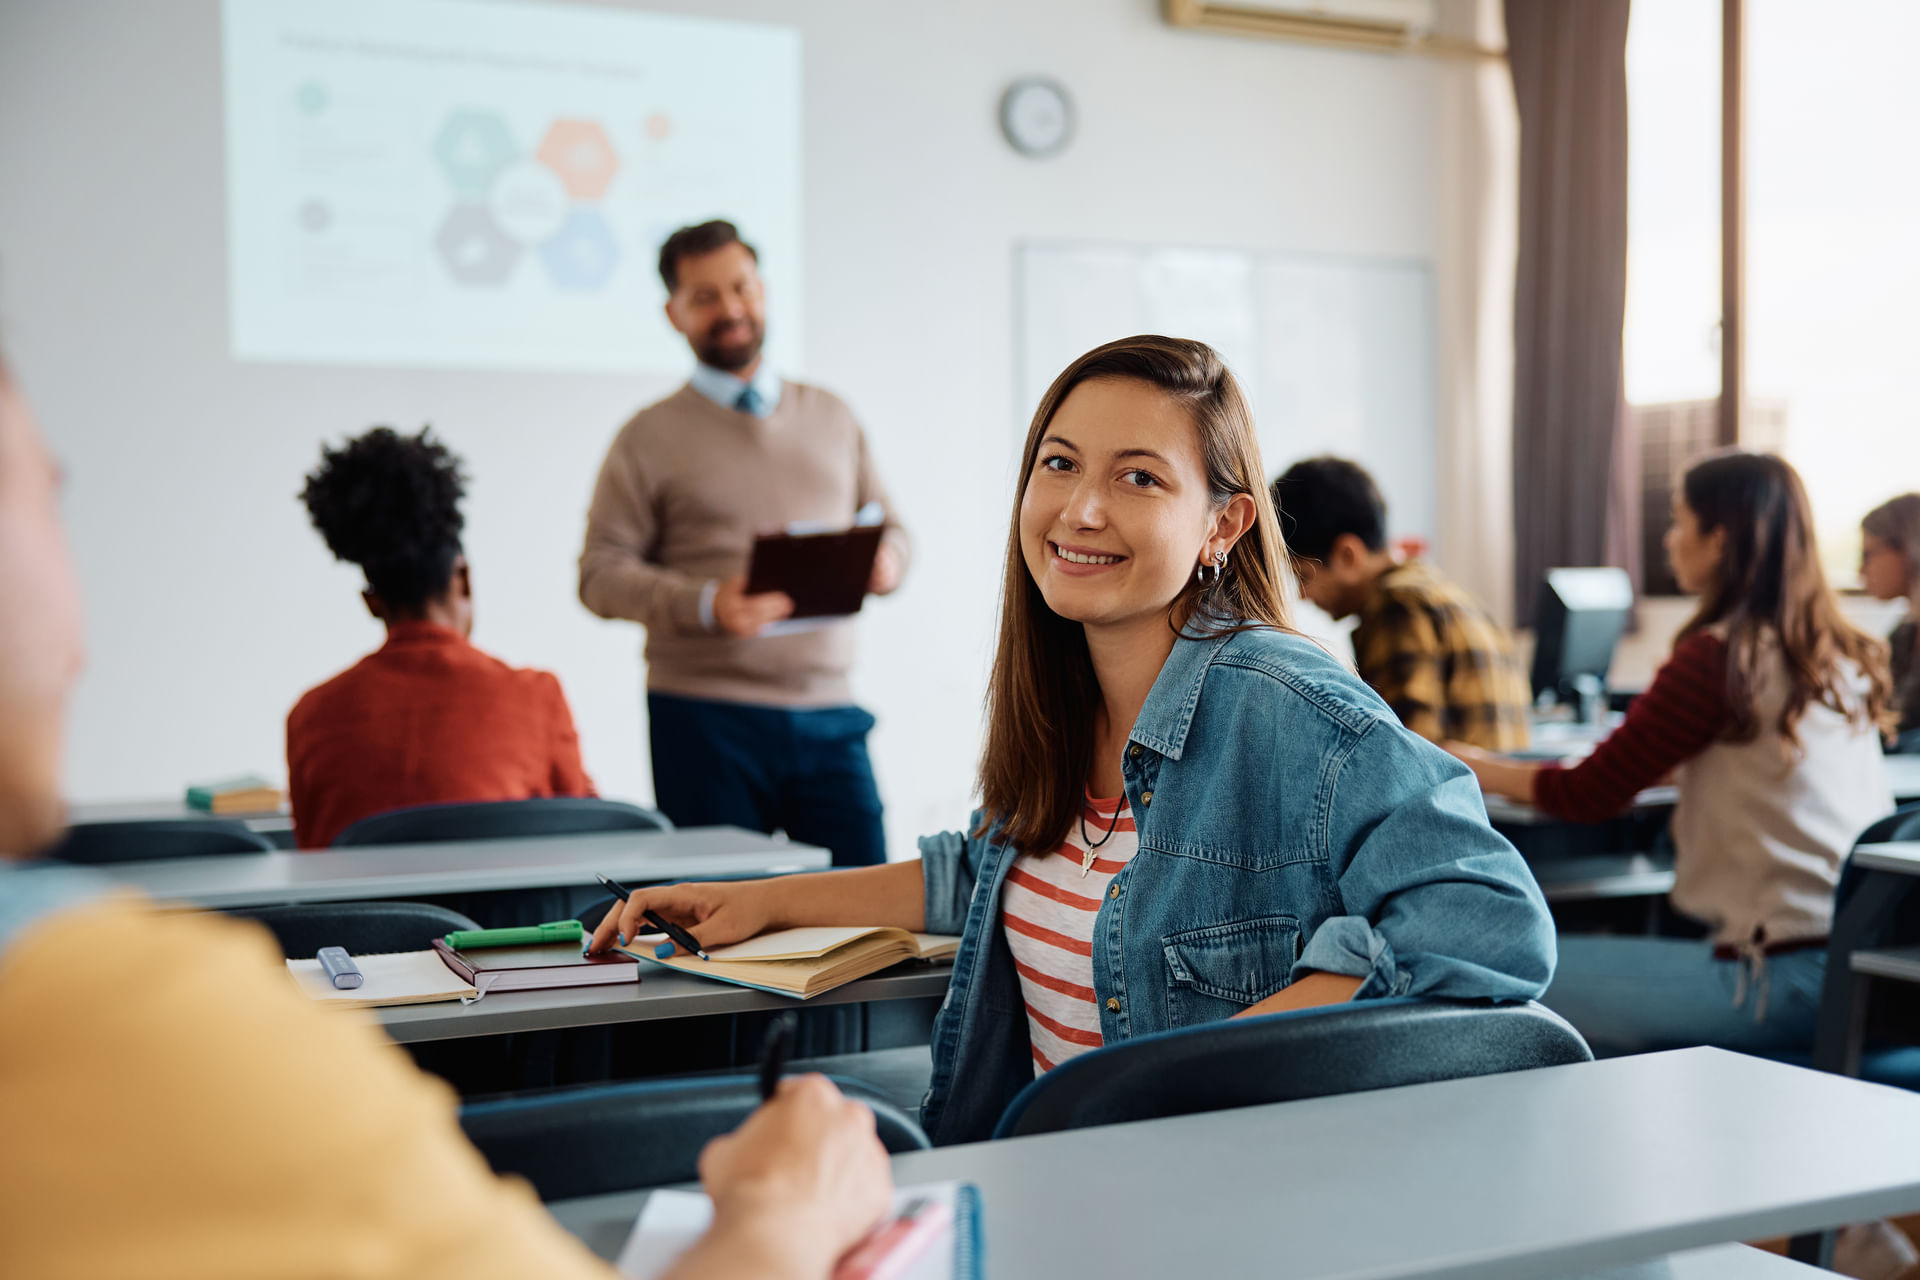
223, 0, 801, 374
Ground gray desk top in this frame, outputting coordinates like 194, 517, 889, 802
552, 1049, 1920, 1280
1486, 753, 1918, 829
67, 796, 293, 835
108, 827, 826, 909
1851, 944, 1920, 984
374, 964, 951, 1043
1854, 841, 1920, 877
1887, 754, 1920, 804
1485, 786, 1678, 827
1530, 854, 1676, 902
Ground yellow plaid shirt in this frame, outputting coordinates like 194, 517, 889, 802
1351, 561, 1532, 751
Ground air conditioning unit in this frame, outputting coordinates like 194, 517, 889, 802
1165, 0, 1472, 56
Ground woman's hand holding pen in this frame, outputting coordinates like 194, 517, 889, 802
586, 879, 774, 956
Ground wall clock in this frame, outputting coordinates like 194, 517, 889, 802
999, 77, 1075, 159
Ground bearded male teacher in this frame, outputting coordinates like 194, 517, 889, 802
579, 220, 909, 866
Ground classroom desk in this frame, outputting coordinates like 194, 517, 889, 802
1484, 746, 1920, 827
374, 964, 953, 1044
1484, 786, 1678, 828
550, 1048, 1920, 1280
1489, 755, 1919, 910
107, 827, 826, 910
66, 797, 296, 845
1889, 754, 1920, 804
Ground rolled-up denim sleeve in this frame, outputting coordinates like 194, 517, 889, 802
1294, 722, 1555, 1002
918, 812, 992, 936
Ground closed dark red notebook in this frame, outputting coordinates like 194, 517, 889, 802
744, 526, 884, 619
429, 939, 638, 995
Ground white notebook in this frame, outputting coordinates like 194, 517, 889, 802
285, 949, 477, 1009
616, 1181, 981, 1280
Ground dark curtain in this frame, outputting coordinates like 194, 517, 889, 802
1505, 0, 1634, 624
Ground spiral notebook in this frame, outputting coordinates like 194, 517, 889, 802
615, 1181, 981, 1280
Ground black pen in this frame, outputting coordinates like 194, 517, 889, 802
593, 872, 710, 961
757, 1011, 797, 1103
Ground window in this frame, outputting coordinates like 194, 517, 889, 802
1750, 0, 1920, 582
1624, 1, 1721, 411
1624, 1, 1729, 595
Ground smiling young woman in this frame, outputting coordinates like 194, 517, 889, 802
595, 336, 1555, 1145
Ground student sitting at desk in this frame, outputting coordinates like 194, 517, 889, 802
1861, 492, 1920, 744
288, 427, 595, 848
1449, 452, 1893, 1056
592, 336, 1556, 1145
1270, 456, 1532, 752
0, 358, 892, 1279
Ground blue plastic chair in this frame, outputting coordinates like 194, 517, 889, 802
332, 797, 671, 847
47, 818, 274, 864
993, 997, 1591, 1139
460, 1074, 930, 1201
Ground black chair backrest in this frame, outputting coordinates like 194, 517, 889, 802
460, 1074, 930, 1201
1813, 802, 1920, 1069
226, 901, 480, 959
993, 997, 1592, 1140
1848, 802, 1920, 853
332, 798, 672, 847
48, 819, 274, 864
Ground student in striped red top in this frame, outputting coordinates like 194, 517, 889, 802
594, 336, 1554, 1143
1000, 790, 1139, 1072
1449, 453, 1893, 1057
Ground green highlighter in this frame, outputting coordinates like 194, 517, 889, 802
442, 921, 584, 950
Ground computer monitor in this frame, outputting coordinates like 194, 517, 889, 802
1529, 567, 1634, 713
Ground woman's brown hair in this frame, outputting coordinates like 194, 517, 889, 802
1862, 493, 1920, 590
1678, 451, 1890, 745
975, 335, 1294, 853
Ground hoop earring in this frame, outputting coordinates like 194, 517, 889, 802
1194, 548, 1228, 585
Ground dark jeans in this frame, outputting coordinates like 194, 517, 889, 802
647, 693, 886, 867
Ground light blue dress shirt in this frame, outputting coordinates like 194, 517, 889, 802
688, 361, 783, 419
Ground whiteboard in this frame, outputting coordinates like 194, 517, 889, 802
1016, 242, 1437, 545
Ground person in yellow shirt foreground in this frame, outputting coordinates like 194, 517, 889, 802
0, 355, 893, 1279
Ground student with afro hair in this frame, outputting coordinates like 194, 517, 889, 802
287, 427, 594, 848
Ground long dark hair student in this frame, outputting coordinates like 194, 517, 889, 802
1677, 451, 1890, 744
299, 426, 468, 617
977, 336, 1295, 855
591, 334, 1553, 1146
1448, 449, 1894, 1062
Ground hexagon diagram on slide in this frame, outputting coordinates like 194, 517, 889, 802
436, 205, 523, 286
432, 110, 518, 198
539, 208, 620, 291
535, 120, 620, 200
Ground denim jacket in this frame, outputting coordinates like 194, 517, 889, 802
916, 625, 1556, 1145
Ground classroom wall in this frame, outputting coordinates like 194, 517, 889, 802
0, 0, 1475, 856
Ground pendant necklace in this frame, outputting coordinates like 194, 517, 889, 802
1077, 768, 1123, 878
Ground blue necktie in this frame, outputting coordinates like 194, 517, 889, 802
734, 385, 764, 416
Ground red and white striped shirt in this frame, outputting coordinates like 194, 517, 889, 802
1001, 791, 1139, 1075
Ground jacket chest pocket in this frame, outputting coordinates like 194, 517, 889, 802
1162, 915, 1302, 1028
